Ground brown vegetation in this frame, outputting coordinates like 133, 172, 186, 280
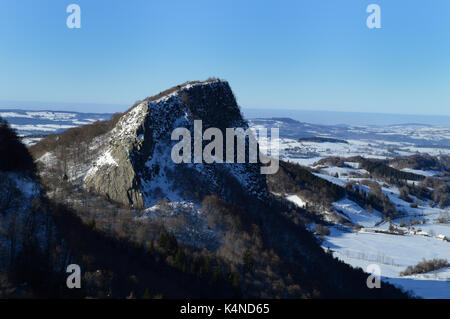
400, 259, 449, 276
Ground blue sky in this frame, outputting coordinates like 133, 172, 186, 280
1, 0, 449, 115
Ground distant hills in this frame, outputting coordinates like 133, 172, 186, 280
242, 108, 450, 126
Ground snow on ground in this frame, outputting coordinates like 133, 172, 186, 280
312, 172, 347, 187
333, 198, 382, 228
141, 201, 219, 250
401, 168, 441, 177
285, 194, 307, 208
254, 119, 450, 298
386, 275, 450, 299
252, 120, 450, 164
274, 134, 450, 299
22, 137, 44, 146
7, 173, 41, 198
323, 227, 450, 298
0, 110, 111, 144
11, 123, 77, 132
84, 150, 118, 180
406, 147, 450, 156
37, 152, 57, 166
311, 163, 450, 298
321, 166, 368, 177
287, 156, 324, 166
344, 161, 360, 168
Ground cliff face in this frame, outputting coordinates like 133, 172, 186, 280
83, 80, 267, 209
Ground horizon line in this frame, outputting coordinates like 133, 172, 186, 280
0, 100, 449, 118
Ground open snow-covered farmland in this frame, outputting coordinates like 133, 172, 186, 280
324, 227, 450, 298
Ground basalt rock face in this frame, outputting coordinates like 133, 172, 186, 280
84, 80, 268, 209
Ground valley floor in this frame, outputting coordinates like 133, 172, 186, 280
323, 227, 450, 298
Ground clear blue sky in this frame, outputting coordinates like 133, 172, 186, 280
1, 0, 449, 115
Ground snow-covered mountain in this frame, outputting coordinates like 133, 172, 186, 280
29, 80, 272, 251
33, 80, 267, 210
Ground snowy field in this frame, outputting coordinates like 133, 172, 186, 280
257, 136, 450, 165
286, 183, 450, 298
298, 166, 449, 298
252, 117, 450, 163
324, 228, 450, 298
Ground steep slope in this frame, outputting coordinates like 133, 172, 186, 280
0, 117, 41, 233
0, 118, 51, 297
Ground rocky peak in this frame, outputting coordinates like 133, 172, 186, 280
84, 80, 267, 209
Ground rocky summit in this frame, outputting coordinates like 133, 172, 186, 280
73, 79, 267, 209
